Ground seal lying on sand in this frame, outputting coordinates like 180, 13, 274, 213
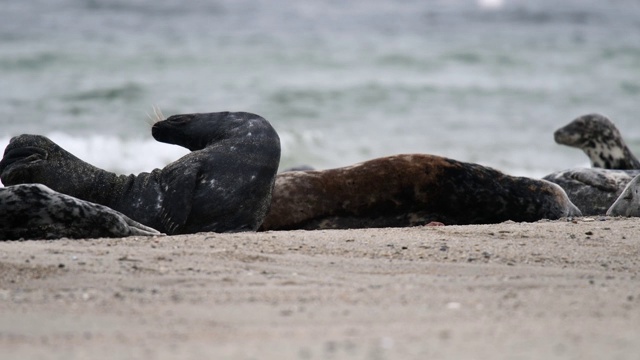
606, 174, 640, 217
260, 154, 581, 230
554, 113, 640, 170
0, 184, 160, 240
0, 112, 281, 235
543, 168, 640, 215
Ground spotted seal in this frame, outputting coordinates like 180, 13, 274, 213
0, 184, 160, 240
0, 111, 281, 235
543, 168, 640, 215
259, 154, 581, 230
606, 174, 640, 217
554, 113, 640, 169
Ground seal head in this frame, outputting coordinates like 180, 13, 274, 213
554, 113, 640, 170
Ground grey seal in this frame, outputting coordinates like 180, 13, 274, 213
543, 168, 640, 215
606, 174, 640, 217
0, 111, 281, 234
260, 154, 581, 230
554, 113, 640, 169
0, 183, 160, 240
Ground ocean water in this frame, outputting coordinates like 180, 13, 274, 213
2, 0, 640, 186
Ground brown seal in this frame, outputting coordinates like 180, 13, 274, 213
260, 154, 581, 230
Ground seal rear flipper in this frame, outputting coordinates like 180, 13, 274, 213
0, 147, 48, 183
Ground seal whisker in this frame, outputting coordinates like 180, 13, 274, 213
145, 105, 166, 126
145, 110, 156, 126
153, 105, 165, 123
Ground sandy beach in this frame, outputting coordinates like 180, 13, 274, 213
1, 217, 639, 360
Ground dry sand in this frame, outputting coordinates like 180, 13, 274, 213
1, 217, 639, 360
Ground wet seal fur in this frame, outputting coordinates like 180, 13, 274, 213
554, 113, 640, 169
606, 174, 640, 217
543, 168, 640, 215
260, 154, 581, 230
0, 112, 281, 235
0, 184, 159, 240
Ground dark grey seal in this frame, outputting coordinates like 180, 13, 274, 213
543, 168, 640, 215
0, 183, 160, 240
606, 174, 640, 217
554, 113, 640, 169
0, 111, 281, 235
260, 154, 581, 230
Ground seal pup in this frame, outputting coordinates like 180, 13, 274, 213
0, 111, 281, 235
606, 174, 640, 217
554, 113, 640, 169
260, 154, 581, 230
0, 184, 160, 240
543, 168, 640, 215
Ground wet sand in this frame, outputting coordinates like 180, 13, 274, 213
1, 217, 639, 359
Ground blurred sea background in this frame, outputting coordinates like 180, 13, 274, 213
1, 0, 640, 186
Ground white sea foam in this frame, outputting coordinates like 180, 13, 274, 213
477, 0, 504, 10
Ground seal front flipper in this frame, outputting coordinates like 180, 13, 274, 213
568, 169, 620, 192
121, 215, 165, 236
157, 165, 198, 234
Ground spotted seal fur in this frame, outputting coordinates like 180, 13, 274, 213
0, 111, 281, 234
554, 113, 640, 169
0, 184, 160, 240
606, 174, 640, 217
543, 168, 640, 215
260, 154, 581, 230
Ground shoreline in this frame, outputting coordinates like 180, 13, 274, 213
1, 217, 639, 359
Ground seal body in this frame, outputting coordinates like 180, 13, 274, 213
554, 113, 640, 169
543, 168, 640, 215
0, 112, 281, 235
606, 174, 640, 217
260, 154, 581, 230
0, 184, 160, 240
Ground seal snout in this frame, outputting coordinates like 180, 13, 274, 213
553, 128, 577, 146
